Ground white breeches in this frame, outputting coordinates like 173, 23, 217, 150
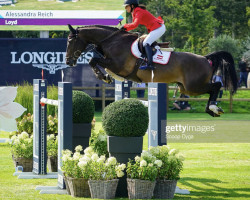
143, 24, 166, 46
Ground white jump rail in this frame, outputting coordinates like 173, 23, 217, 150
40, 98, 58, 106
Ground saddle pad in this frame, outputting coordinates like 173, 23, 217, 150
131, 39, 171, 65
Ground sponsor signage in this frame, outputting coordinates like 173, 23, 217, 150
0, 38, 114, 97
0, 10, 124, 26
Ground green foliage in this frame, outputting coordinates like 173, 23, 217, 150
126, 157, 159, 181
47, 115, 58, 135
14, 83, 58, 117
72, 90, 95, 123
149, 146, 184, 180
89, 129, 108, 157
16, 113, 33, 135
62, 146, 126, 180
102, 98, 149, 137
47, 134, 58, 157
9, 132, 33, 159
81, 156, 125, 180
61, 147, 83, 178
212, 0, 249, 39
208, 34, 241, 61
14, 83, 33, 117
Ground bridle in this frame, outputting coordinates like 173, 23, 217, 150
66, 26, 124, 61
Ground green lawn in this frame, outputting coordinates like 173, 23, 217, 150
0, 113, 250, 199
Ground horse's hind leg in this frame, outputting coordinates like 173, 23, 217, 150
206, 82, 224, 117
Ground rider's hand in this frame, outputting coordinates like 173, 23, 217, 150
120, 25, 127, 31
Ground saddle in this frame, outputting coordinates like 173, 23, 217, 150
137, 35, 171, 55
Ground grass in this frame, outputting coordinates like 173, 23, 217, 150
1, 113, 250, 199
130, 89, 250, 114
0, 0, 124, 31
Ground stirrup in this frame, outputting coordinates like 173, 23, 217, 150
139, 64, 155, 70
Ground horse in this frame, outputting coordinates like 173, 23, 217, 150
65, 24, 238, 117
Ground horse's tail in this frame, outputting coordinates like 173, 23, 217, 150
205, 51, 238, 94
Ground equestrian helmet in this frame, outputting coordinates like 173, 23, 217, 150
123, 0, 139, 6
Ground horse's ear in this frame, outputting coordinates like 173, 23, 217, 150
68, 24, 76, 34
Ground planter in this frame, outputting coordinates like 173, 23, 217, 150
154, 179, 177, 199
47, 156, 58, 172
63, 175, 71, 195
73, 123, 91, 151
127, 178, 156, 199
88, 179, 119, 199
12, 155, 33, 172
67, 177, 90, 197
108, 136, 143, 197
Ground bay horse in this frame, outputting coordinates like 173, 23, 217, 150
65, 24, 238, 117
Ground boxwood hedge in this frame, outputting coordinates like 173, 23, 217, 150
102, 98, 149, 137
72, 90, 95, 123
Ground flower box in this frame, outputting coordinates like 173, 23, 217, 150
88, 179, 119, 199
127, 178, 155, 199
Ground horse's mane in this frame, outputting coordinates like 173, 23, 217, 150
77, 25, 138, 38
78, 25, 119, 31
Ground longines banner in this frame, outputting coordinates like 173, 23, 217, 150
0, 10, 124, 25
0, 38, 114, 97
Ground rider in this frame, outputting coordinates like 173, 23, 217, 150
121, 0, 166, 70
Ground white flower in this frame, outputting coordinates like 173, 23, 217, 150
62, 154, 71, 162
169, 149, 179, 155
84, 147, 94, 154
78, 161, 88, 168
0, 87, 26, 132
75, 145, 83, 152
116, 170, 124, 178
73, 152, 81, 161
149, 146, 160, 155
91, 153, 99, 161
98, 134, 106, 141
135, 156, 141, 162
97, 155, 106, 163
148, 163, 153, 167
119, 163, 126, 170
62, 149, 72, 156
107, 157, 117, 165
49, 134, 55, 140
17, 134, 23, 140
80, 155, 91, 163
140, 160, 147, 167
154, 160, 163, 167
21, 132, 29, 139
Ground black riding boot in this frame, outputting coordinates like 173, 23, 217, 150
139, 44, 155, 70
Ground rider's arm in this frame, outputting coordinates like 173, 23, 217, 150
123, 12, 142, 31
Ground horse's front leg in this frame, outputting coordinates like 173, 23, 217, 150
89, 57, 113, 84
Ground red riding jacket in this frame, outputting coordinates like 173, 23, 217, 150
124, 7, 164, 33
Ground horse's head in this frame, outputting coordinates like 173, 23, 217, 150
66, 24, 88, 67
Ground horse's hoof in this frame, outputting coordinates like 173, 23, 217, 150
217, 107, 224, 114
209, 105, 221, 115
104, 75, 113, 84
206, 108, 220, 117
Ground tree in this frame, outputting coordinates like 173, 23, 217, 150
211, 0, 249, 39
208, 34, 241, 62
